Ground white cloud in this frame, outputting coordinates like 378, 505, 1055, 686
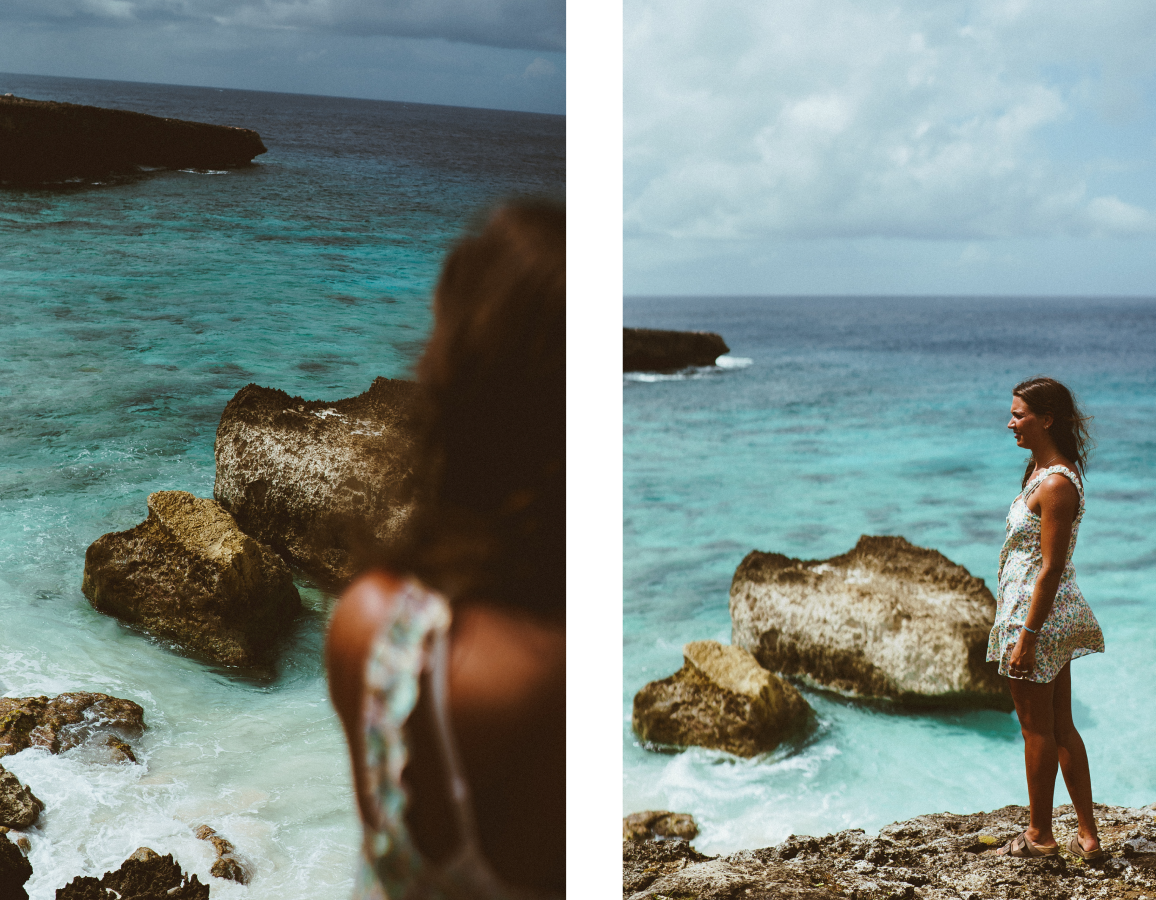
3, 0, 564, 51
625, 0, 1156, 243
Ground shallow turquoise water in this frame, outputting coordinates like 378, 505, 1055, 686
0, 72, 562, 897
624, 296, 1156, 854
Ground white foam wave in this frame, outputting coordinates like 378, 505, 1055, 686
624, 355, 753, 383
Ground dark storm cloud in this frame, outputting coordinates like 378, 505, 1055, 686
3, 0, 564, 52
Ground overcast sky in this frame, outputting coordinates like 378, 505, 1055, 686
0, 0, 564, 114
625, 0, 1156, 296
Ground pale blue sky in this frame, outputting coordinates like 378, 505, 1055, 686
625, 0, 1156, 295
0, 0, 564, 114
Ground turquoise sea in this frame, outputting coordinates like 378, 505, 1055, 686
624, 295, 1156, 855
1, 72, 563, 897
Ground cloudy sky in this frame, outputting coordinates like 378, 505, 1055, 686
0, 0, 564, 113
625, 0, 1156, 295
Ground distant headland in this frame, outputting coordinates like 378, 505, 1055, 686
0, 94, 267, 184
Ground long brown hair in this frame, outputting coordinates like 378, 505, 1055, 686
1013, 376, 1094, 487
389, 200, 565, 618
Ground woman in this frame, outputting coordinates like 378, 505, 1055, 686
989, 376, 1105, 860
326, 202, 565, 898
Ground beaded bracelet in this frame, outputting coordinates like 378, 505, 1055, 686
1021, 624, 1038, 634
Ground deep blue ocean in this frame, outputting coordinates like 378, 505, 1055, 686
624, 295, 1156, 854
0, 72, 563, 898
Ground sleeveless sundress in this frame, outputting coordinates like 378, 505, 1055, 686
986, 465, 1104, 683
354, 581, 555, 900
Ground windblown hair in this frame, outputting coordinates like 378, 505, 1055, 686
1013, 376, 1094, 487
388, 200, 565, 619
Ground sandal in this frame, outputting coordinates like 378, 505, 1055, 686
997, 831, 1059, 858
1067, 835, 1106, 861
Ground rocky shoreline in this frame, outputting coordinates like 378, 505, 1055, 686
0, 94, 266, 185
625, 802, 1156, 899
3, 378, 410, 895
624, 327, 731, 372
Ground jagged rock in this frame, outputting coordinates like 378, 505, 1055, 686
0, 95, 266, 185
623, 327, 730, 372
56, 851, 208, 900
624, 802, 1156, 900
0, 692, 144, 760
632, 640, 812, 757
213, 377, 418, 590
194, 824, 251, 884
730, 535, 1011, 709
82, 490, 302, 667
0, 830, 32, 900
624, 811, 699, 842
0, 766, 43, 829
14, 837, 30, 854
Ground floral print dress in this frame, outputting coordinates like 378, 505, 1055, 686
987, 465, 1104, 683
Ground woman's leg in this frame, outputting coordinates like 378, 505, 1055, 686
1051, 663, 1100, 851
1009, 675, 1059, 847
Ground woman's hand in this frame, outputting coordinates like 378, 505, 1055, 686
1008, 630, 1038, 679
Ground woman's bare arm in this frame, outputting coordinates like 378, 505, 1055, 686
325, 570, 403, 826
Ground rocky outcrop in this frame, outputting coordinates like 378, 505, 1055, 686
214, 377, 419, 590
194, 824, 251, 884
82, 491, 302, 667
623, 328, 730, 372
0, 830, 32, 900
0, 692, 144, 761
0, 94, 266, 185
730, 535, 1010, 709
0, 767, 43, 830
56, 849, 209, 900
624, 811, 700, 842
624, 802, 1156, 900
632, 640, 812, 757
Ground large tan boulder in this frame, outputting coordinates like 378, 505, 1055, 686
82, 491, 301, 666
213, 377, 418, 590
730, 535, 1010, 709
632, 640, 811, 757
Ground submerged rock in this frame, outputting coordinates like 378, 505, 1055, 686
0, 692, 144, 760
624, 802, 1156, 900
623, 811, 699, 842
56, 850, 209, 900
0, 94, 266, 185
730, 535, 1010, 709
0, 766, 43, 829
623, 327, 730, 372
214, 377, 418, 590
0, 830, 32, 900
632, 640, 811, 757
83, 490, 302, 667
194, 824, 251, 884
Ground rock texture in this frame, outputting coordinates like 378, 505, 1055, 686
214, 377, 419, 589
632, 640, 812, 757
82, 490, 302, 667
623, 327, 730, 372
56, 850, 209, 900
0, 692, 144, 761
194, 824, 251, 884
624, 811, 700, 843
0, 94, 266, 185
730, 535, 1010, 709
624, 802, 1156, 900
0, 766, 43, 830
0, 830, 32, 900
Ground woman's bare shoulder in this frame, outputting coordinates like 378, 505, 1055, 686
448, 603, 565, 722
1036, 472, 1080, 516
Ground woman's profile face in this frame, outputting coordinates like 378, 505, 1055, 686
1008, 395, 1052, 449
